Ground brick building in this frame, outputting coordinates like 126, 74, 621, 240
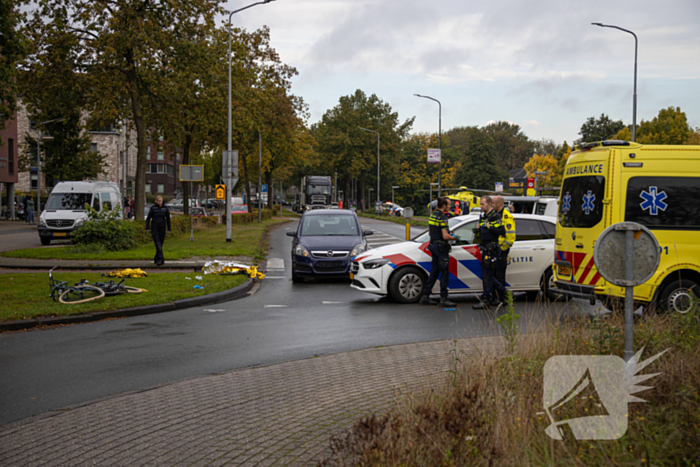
0, 112, 19, 216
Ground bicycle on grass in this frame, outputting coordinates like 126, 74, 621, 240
49, 267, 105, 304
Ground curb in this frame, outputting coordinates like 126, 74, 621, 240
0, 263, 205, 270
0, 278, 255, 332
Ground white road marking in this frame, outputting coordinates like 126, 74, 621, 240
263, 276, 286, 279
322, 301, 346, 304
264, 304, 288, 308
204, 309, 225, 313
267, 258, 284, 270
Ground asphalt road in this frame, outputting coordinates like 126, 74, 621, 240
0, 217, 589, 426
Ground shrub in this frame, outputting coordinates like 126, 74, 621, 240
72, 205, 141, 251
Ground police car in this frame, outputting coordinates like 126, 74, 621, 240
350, 213, 557, 303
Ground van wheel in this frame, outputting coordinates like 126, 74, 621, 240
660, 279, 699, 314
41, 237, 51, 246
540, 267, 561, 302
389, 267, 426, 303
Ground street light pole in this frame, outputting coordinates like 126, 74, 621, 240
35, 117, 64, 215
414, 94, 442, 196
592, 23, 638, 142
228, 0, 275, 239
359, 127, 380, 206
391, 186, 399, 204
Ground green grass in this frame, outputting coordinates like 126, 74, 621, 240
1, 218, 292, 261
0, 271, 249, 322
357, 212, 430, 227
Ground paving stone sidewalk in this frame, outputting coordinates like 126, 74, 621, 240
0, 337, 503, 466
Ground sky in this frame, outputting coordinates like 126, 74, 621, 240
223, 0, 700, 146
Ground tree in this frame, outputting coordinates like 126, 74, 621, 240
452, 127, 506, 190
18, 12, 105, 183
0, 0, 28, 143
25, 0, 224, 219
312, 90, 413, 210
533, 138, 559, 158
687, 127, 700, 145
480, 121, 534, 172
577, 113, 626, 143
613, 107, 692, 145
524, 154, 559, 188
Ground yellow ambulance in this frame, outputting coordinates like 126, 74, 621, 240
552, 140, 700, 313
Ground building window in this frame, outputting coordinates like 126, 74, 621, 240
8, 138, 13, 175
90, 143, 97, 153
147, 146, 151, 158
31, 172, 38, 189
157, 148, 164, 161
158, 184, 164, 193
157, 164, 165, 174
167, 165, 174, 176
147, 182, 153, 194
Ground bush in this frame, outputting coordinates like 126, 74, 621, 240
72, 205, 142, 251
146, 194, 169, 204
222, 208, 275, 224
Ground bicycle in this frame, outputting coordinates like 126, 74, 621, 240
90, 278, 144, 296
49, 267, 105, 304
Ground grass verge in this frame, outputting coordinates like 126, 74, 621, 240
0, 271, 248, 322
357, 212, 430, 228
1, 217, 292, 261
321, 302, 700, 466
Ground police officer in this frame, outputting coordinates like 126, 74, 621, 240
146, 195, 171, 266
493, 195, 516, 302
473, 196, 507, 309
419, 197, 457, 306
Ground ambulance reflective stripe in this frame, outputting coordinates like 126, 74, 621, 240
556, 250, 602, 285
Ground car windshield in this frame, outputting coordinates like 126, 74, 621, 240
232, 205, 247, 212
413, 217, 463, 242
45, 193, 92, 210
301, 214, 358, 236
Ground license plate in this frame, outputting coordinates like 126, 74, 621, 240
559, 266, 571, 276
53, 233, 67, 237
350, 273, 354, 280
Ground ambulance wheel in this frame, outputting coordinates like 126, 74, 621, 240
389, 267, 426, 304
540, 267, 561, 302
41, 237, 51, 246
660, 279, 699, 314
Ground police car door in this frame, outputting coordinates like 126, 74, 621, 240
507, 218, 551, 289
448, 220, 483, 292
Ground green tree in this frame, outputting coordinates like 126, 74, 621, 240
25, 0, 224, 219
452, 127, 506, 190
0, 0, 28, 143
18, 13, 105, 182
613, 107, 692, 145
481, 121, 534, 172
577, 113, 626, 144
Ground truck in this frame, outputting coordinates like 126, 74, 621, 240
300, 176, 332, 211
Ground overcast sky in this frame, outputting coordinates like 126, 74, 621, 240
225, 0, 700, 145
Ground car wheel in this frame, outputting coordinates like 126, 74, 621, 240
389, 267, 426, 303
540, 267, 560, 302
40, 237, 51, 246
292, 268, 302, 283
659, 279, 699, 314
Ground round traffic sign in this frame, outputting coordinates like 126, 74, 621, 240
593, 222, 660, 287
403, 207, 414, 219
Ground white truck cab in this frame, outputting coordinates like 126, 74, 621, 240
38, 181, 122, 245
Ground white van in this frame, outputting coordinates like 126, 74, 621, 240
38, 181, 122, 245
533, 197, 559, 218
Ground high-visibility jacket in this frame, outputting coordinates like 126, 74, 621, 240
498, 208, 516, 251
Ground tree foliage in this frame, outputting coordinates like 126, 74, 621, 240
613, 107, 692, 145
0, 0, 28, 143
481, 121, 534, 172
524, 154, 559, 187
452, 127, 506, 190
577, 113, 626, 143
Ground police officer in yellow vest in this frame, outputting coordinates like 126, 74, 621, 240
493, 195, 516, 302
420, 197, 457, 306
473, 196, 507, 309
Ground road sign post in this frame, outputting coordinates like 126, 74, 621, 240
403, 207, 414, 240
179, 165, 204, 242
222, 150, 238, 242
594, 222, 660, 362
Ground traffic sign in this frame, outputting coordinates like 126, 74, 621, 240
179, 165, 204, 182
427, 149, 441, 163
495, 182, 503, 192
215, 185, 225, 200
261, 184, 268, 193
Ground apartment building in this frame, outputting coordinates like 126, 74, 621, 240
0, 112, 19, 213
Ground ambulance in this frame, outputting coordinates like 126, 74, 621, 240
551, 141, 700, 313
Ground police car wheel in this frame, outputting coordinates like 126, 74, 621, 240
389, 267, 426, 304
660, 279, 698, 314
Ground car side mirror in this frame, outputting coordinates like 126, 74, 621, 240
286, 231, 297, 237
363, 230, 373, 236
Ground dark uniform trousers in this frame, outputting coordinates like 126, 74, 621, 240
495, 248, 510, 301
152, 224, 167, 264
481, 244, 506, 303
424, 243, 450, 298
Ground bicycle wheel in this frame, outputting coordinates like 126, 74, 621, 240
122, 286, 144, 294
59, 285, 105, 304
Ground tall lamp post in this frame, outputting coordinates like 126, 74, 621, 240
359, 127, 380, 206
430, 182, 439, 207
35, 117, 64, 215
592, 23, 638, 142
391, 186, 399, 204
414, 94, 442, 196
367, 187, 374, 211
227, 0, 275, 240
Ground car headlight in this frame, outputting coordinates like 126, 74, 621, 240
351, 244, 365, 257
38, 217, 46, 227
295, 244, 310, 257
75, 218, 86, 227
363, 258, 390, 270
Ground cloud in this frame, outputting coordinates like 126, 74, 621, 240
525, 120, 539, 126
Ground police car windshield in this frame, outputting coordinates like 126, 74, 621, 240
413, 217, 462, 242
45, 193, 92, 210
